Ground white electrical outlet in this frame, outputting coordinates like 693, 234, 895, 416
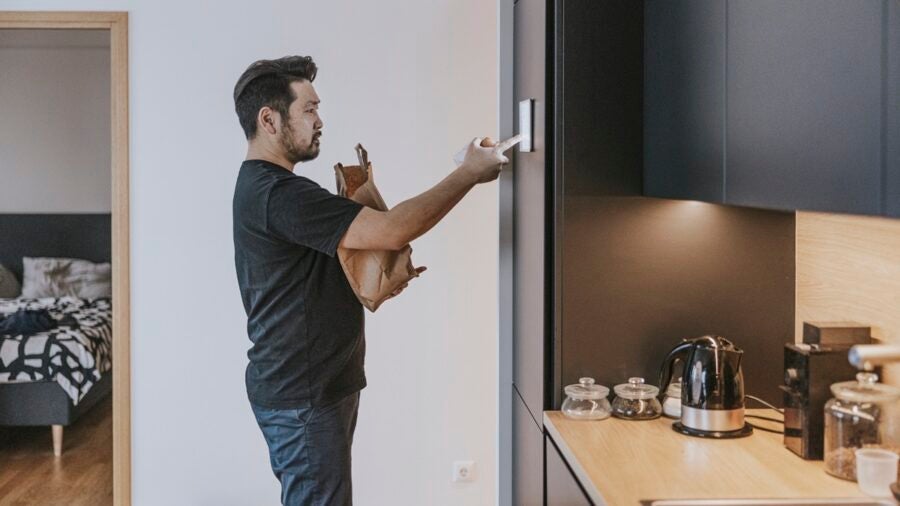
452, 460, 476, 482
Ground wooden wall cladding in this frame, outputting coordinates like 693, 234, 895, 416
796, 211, 900, 384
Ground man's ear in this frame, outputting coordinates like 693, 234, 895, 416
257, 106, 279, 136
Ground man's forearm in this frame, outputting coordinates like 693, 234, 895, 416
385, 166, 477, 246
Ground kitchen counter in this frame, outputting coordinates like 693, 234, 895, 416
544, 409, 873, 505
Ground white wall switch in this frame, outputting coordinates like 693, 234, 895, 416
452, 460, 476, 482
518, 99, 534, 152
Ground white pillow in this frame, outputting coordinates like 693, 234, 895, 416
21, 257, 111, 299
0, 264, 21, 298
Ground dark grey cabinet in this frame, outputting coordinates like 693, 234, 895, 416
512, 0, 551, 501
512, 0, 549, 424
513, 386, 544, 506
644, 0, 726, 203
545, 434, 592, 506
726, 0, 884, 215
644, 0, 898, 217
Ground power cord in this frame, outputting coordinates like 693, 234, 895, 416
745, 394, 785, 434
745, 394, 784, 414
745, 414, 784, 424
747, 422, 784, 435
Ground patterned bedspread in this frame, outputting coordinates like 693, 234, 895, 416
0, 297, 112, 404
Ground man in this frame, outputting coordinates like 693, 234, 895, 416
232, 55, 514, 505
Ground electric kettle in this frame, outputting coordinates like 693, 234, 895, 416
658, 335, 753, 438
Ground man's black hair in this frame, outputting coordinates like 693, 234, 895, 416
233, 55, 318, 140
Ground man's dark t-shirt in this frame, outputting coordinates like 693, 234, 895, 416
233, 159, 365, 409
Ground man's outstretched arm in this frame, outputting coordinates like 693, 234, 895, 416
340, 137, 514, 251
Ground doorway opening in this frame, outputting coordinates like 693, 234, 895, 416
0, 11, 130, 506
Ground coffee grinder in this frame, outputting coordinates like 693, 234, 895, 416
781, 322, 874, 459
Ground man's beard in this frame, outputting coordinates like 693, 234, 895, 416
280, 122, 319, 164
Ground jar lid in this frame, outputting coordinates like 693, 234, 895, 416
831, 372, 900, 403
614, 377, 659, 400
564, 377, 609, 400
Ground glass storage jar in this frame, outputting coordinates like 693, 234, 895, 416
561, 377, 611, 420
824, 372, 900, 481
661, 379, 682, 419
611, 377, 662, 420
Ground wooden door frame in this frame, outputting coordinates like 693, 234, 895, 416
0, 11, 131, 506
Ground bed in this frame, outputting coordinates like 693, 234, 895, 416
0, 213, 112, 456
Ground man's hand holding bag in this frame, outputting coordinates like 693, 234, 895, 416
334, 144, 420, 312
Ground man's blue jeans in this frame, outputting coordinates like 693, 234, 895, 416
251, 392, 360, 506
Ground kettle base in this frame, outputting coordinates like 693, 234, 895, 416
672, 421, 754, 439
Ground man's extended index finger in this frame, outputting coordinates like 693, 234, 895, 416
495, 134, 524, 153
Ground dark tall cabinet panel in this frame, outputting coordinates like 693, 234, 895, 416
644, 0, 725, 203
726, 0, 884, 214
512, 0, 550, 423
550, 0, 645, 407
512, 1, 551, 501
557, 0, 643, 199
887, 0, 900, 218
513, 387, 544, 506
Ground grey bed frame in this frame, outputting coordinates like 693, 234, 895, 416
0, 373, 112, 426
0, 214, 112, 453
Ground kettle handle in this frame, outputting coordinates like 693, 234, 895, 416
657, 340, 694, 398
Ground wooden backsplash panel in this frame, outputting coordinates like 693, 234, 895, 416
796, 211, 900, 384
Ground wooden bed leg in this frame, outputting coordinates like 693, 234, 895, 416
51, 425, 63, 457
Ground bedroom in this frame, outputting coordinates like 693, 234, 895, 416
0, 28, 114, 504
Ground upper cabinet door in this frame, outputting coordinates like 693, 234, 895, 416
644, 0, 726, 203
887, 0, 900, 218
726, 0, 884, 214
513, 0, 547, 420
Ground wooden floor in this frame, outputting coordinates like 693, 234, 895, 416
0, 396, 112, 506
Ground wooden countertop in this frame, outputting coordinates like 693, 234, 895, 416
544, 410, 871, 505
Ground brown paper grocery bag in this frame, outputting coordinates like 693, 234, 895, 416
334, 144, 418, 312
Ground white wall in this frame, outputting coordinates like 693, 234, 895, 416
0, 1, 499, 505
0, 29, 111, 213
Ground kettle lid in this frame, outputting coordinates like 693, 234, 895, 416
691, 335, 740, 352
